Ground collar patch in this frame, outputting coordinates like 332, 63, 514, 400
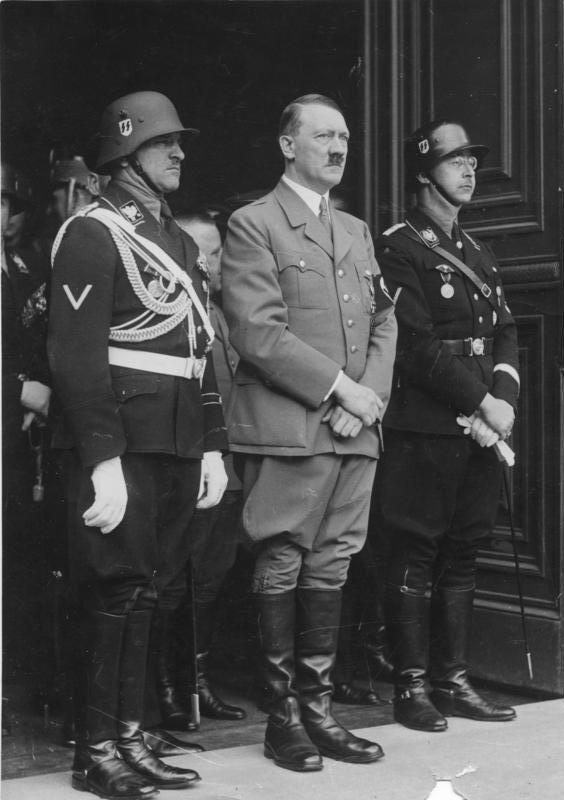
119, 201, 144, 226
420, 227, 439, 247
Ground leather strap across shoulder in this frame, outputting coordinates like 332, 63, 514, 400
399, 223, 498, 313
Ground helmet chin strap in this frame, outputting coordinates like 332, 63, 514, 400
426, 173, 460, 208
128, 154, 162, 197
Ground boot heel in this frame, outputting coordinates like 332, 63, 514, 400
72, 773, 89, 792
264, 744, 274, 760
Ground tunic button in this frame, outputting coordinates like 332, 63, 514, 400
337, 269, 345, 278
350, 345, 358, 353
299, 259, 306, 267
478, 316, 484, 324
473, 293, 479, 301
347, 319, 354, 327
196, 325, 202, 334
343, 294, 350, 302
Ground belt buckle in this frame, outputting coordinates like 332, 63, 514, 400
471, 337, 485, 356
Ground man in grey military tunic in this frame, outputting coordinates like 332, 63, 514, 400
222, 94, 397, 773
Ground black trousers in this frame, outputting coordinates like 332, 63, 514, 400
63, 451, 201, 614
373, 430, 503, 593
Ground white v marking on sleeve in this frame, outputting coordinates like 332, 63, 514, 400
63, 284, 93, 310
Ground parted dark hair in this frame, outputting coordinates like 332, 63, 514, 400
278, 94, 343, 137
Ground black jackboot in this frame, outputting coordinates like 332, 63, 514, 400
430, 587, 516, 722
151, 608, 197, 731
296, 589, 384, 763
363, 624, 395, 684
72, 611, 157, 799
257, 591, 322, 773
386, 585, 447, 732
116, 610, 200, 789
194, 599, 246, 720
333, 589, 379, 705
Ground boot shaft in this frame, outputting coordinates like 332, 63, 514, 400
74, 611, 127, 748
385, 584, 430, 692
255, 590, 297, 705
430, 586, 474, 685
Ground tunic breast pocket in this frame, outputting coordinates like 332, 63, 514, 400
275, 251, 329, 309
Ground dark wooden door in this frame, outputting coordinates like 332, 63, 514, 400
364, 0, 564, 694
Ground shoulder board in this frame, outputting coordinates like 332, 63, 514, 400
382, 222, 406, 236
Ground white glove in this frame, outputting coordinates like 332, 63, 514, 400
83, 456, 128, 534
196, 451, 228, 510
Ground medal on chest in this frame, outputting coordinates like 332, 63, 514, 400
435, 264, 455, 299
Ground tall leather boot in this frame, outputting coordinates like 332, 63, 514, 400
429, 587, 516, 721
194, 598, 246, 720
362, 598, 395, 684
386, 584, 447, 732
116, 610, 200, 789
257, 590, 322, 772
296, 589, 383, 763
151, 607, 196, 731
333, 587, 379, 705
72, 611, 157, 799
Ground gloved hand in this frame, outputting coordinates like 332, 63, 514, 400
196, 450, 228, 510
83, 456, 128, 534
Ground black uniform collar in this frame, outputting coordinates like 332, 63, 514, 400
99, 182, 194, 267
406, 208, 480, 264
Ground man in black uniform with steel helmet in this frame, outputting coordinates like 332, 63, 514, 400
48, 91, 228, 799
372, 120, 519, 733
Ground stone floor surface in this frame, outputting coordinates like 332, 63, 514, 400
2, 699, 563, 800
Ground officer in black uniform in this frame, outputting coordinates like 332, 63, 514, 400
2, 163, 51, 680
48, 91, 228, 799
372, 120, 519, 733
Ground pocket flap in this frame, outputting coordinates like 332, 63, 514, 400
113, 373, 160, 401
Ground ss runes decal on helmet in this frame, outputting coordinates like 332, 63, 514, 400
119, 118, 132, 137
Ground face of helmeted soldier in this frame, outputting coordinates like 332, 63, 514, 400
420, 150, 477, 207
135, 132, 185, 194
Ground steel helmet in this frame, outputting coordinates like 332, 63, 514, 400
1, 162, 33, 214
50, 155, 97, 188
95, 91, 199, 173
404, 121, 489, 191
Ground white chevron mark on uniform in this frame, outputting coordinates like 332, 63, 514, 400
63, 284, 93, 310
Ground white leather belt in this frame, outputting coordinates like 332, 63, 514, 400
108, 346, 206, 380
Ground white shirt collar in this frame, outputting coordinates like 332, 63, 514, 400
282, 174, 330, 218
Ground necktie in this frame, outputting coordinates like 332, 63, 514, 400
318, 196, 332, 238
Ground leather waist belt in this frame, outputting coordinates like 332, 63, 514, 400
441, 337, 494, 357
108, 346, 206, 379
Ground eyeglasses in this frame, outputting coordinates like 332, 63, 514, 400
444, 154, 478, 170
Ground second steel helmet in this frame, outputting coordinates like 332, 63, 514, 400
1, 162, 33, 214
50, 155, 98, 188
95, 91, 199, 173
404, 121, 489, 190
